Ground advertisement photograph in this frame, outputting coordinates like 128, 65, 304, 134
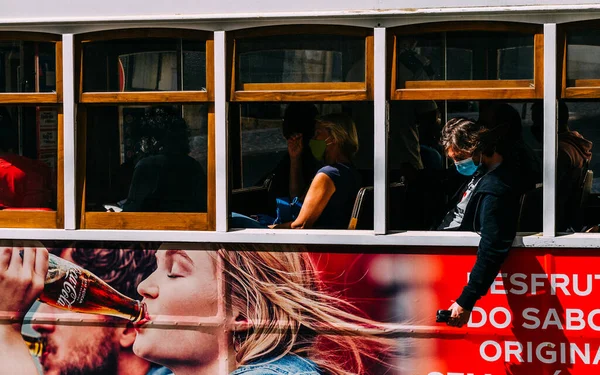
1, 1, 600, 374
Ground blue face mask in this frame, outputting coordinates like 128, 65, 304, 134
454, 157, 479, 176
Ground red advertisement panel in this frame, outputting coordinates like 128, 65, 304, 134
319, 248, 600, 375
1, 242, 599, 375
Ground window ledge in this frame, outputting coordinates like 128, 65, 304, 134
1, 228, 599, 248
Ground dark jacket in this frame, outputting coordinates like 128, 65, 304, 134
454, 162, 520, 311
122, 153, 207, 213
556, 131, 593, 231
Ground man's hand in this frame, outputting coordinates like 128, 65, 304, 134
287, 134, 303, 160
447, 301, 471, 328
0, 247, 48, 325
0, 247, 48, 375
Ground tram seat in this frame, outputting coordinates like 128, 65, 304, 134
347, 182, 407, 230
517, 183, 543, 233
230, 176, 274, 216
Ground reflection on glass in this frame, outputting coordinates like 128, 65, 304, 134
567, 31, 600, 84
237, 35, 365, 85
85, 104, 208, 213
396, 32, 534, 88
83, 39, 206, 92
0, 41, 56, 93
0, 106, 57, 210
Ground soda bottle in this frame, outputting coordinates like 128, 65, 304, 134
21, 334, 44, 357
25, 251, 147, 323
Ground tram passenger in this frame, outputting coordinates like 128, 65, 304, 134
417, 101, 443, 171
0, 244, 394, 375
478, 102, 541, 194
437, 118, 520, 327
531, 101, 593, 231
231, 113, 361, 229
0, 108, 52, 209
274, 113, 360, 229
121, 107, 207, 213
265, 103, 321, 200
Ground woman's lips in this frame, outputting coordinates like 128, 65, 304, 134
134, 316, 151, 330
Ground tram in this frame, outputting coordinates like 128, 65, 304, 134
1, 1, 600, 374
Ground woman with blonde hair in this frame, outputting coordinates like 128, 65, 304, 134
231, 112, 362, 230
271, 112, 361, 229
132, 243, 393, 375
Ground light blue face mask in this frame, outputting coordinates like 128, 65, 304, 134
454, 157, 480, 176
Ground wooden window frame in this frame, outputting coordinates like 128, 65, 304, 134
0, 32, 64, 229
388, 22, 544, 101
228, 25, 374, 102
559, 21, 600, 99
75, 29, 215, 230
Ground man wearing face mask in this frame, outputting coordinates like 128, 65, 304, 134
437, 118, 520, 327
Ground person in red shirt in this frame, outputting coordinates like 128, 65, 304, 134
0, 110, 52, 209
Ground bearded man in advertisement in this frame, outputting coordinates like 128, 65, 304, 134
0, 243, 169, 375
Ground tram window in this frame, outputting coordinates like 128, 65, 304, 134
84, 104, 208, 214
229, 102, 373, 230
386, 100, 542, 231
236, 35, 365, 86
82, 39, 206, 92
395, 32, 534, 88
0, 41, 56, 93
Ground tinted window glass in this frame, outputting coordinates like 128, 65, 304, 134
85, 104, 208, 213
567, 31, 600, 84
0, 41, 55, 93
83, 39, 206, 92
237, 35, 365, 85
396, 32, 534, 88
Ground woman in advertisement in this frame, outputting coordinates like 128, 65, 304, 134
0, 244, 393, 375
134, 243, 392, 375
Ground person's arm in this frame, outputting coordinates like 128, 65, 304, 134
288, 173, 336, 229
288, 134, 305, 198
0, 247, 48, 375
449, 194, 517, 326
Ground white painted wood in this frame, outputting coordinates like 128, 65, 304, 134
543, 24, 557, 237
62, 34, 76, 230
214, 31, 228, 232
374, 27, 387, 235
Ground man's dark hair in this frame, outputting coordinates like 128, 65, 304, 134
282, 103, 319, 142
135, 106, 191, 156
441, 118, 482, 157
49, 242, 159, 300
442, 117, 510, 157
479, 102, 522, 141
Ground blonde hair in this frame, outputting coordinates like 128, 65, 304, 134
317, 113, 359, 159
216, 243, 393, 375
